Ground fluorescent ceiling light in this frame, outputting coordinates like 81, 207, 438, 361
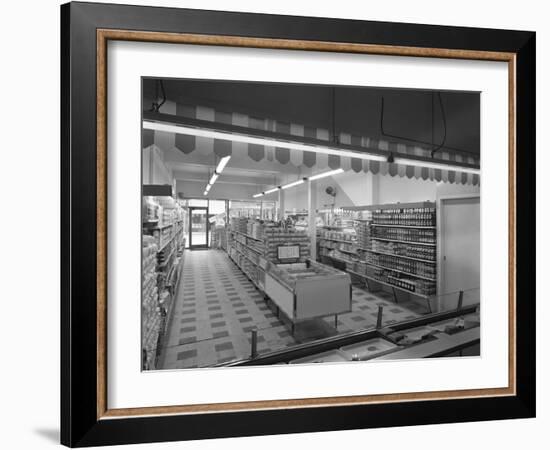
394, 157, 480, 175
203, 190, 208, 196
309, 168, 345, 181
252, 193, 264, 198
216, 155, 231, 173
264, 187, 280, 194
143, 121, 387, 162
281, 179, 305, 190
209, 173, 219, 185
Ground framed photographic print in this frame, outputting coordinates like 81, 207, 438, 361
60, 1, 536, 447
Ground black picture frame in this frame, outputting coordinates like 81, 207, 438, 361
61, 1, 535, 447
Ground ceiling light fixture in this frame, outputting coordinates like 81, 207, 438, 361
209, 172, 219, 186
215, 155, 231, 173
393, 157, 480, 175
281, 179, 305, 190
252, 193, 264, 198
264, 187, 280, 195
308, 168, 345, 181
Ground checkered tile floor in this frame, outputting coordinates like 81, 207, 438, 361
158, 250, 428, 369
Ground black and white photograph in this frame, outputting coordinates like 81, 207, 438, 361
141, 78, 481, 370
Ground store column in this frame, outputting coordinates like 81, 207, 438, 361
278, 189, 285, 221
308, 179, 317, 260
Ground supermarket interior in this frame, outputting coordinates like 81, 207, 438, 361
141, 79, 481, 370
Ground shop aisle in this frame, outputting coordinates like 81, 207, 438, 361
159, 250, 426, 370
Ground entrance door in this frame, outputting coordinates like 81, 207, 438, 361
189, 207, 209, 249
438, 195, 480, 309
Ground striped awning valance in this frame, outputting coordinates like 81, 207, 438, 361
145, 104, 479, 186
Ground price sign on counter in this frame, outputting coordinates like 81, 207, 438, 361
278, 245, 300, 260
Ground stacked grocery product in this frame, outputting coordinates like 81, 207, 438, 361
317, 228, 356, 242
230, 217, 248, 233
142, 235, 161, 370
370, 240, 436, 261
246, 220, 264, 240
372, 268, 436, 295
371, 226, 436, 244
319, 202, 438, 299
141, 197, 186, 370
263, 227, 311, 263
354, 220, 371, 249
371, 207, 435, 227
143, 196, 161, 223
364, 253, 436, 279
317, 227, 357, 263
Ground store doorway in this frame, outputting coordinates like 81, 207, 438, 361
438, 195, 480, 310
189, 207, 209, 249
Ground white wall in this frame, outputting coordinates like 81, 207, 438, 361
143, 145, 174, 185
176, 179, 258, 200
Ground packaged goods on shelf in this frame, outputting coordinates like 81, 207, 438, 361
263, 227, 311, 263
354, 221, 371, 249
371, 268, 436, 295
143, 196, 161, 223
141, 236, 162, 369
364, 253, 436, 279
317, 228, 356, 242
371, 207, 435, 227
370, 240, 436, 261
230, 217, 248, 233
371, 226, 436, 244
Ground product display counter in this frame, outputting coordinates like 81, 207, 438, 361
229, 305, 480, 366
265, 260, 352, 330
286, 312, 480, 363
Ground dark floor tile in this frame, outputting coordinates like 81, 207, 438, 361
180, 317, 196, 324
215, 341, 234, 352
180, 326, 196, 333
235, 309, 249, 315
211, 321, 226, 328
238, 317, 253, 323
351, 316, 366, 322
213, 331, 229, 339
389, 308, 404, 314
232, 302, 245, 308
242, 325, 256, 333
264, 313, 275, 319
181, 309, 196, 315
208, 306, 222, 311
178, 337, 197, 345
177, 349, 197, 360
278, 330, 290, 338
209, 313, 224, 319
217, 355, 237, 363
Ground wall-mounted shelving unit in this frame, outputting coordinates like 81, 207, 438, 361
317, 201, 437, 312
